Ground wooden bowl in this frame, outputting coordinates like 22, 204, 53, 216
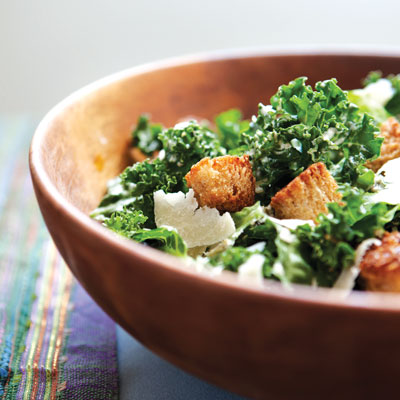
30, 49, 400, 400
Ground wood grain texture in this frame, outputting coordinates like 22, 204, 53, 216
30, 50, 400, 400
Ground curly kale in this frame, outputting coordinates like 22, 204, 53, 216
92, 121, 226, 227
242, 77, 382, 202
208, 246, 275, 278
295, 187, 399, 286
103, 209, 187, 257
131, 114, 163, 156
214, 109, 249, 151
158, 120, 225, 173
93, 75, 400, 290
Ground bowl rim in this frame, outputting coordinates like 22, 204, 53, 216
30, 45, 400, 313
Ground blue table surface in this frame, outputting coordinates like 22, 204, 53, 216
117, 326, 249, 400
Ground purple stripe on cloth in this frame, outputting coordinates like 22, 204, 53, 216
62, 283, 119, 399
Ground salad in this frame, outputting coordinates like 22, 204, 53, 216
91, 72, 400, 293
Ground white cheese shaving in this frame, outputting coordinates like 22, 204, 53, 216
238, 254, 265, 286
154, 189, 235, 248
352, 79, 394, 109
247, 242, 266, 252
271, 260, 285, 282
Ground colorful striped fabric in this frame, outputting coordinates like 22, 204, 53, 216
0, 118, 119, 399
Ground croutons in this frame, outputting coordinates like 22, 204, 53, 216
270, 162, 342, 221
185, 155, 256, 213
359, 231, 400, 292
366, 117, 400, 172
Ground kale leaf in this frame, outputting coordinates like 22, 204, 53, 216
242, 77, 382, 202
230, 202, 266, 240
130, 228, 187, 257
120, 158, 182, 196
91, 159, 182, 227
131, 114, 163, 156
295, 187, 399, 286
93, 121, 226, 227
214, 109, 249, 151
158, 120, 226, 173
208, 245, 275, 278
103, 208, 187, 257
231, 215, 313, 285
104, 208, 148, 234
385, 75, 400, 117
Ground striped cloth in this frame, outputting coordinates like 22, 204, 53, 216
0, 117, 119, 399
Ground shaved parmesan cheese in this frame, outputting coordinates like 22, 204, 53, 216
238, 254, 265, 286
352, 79, 394, 109
154, 189, 235, 248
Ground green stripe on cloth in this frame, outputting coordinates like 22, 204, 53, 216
0, 117, 118, 399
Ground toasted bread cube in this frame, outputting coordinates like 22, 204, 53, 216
270, 162, 342, 221
360, 231, 400, 292
366, 117, 400, 172
185, 155, 256, 213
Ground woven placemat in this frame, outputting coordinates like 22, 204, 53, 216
0, 118, 118, 399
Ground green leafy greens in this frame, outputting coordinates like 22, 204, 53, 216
92, 120, 226, 226
242, 77, 382, 202
131, 114, 163, 156
215, 108, 249, 150
349, 71, 400, 122
93, 73, 400, 290
295, 187, 399, 286
103, 208, 187, 256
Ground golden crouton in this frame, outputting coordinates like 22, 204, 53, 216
270, 162, 342, 221
366, 117, 400, 172
185, 155, 256, 213
360, 231, 400, 292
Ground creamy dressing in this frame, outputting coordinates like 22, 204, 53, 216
333, 238, 381, 295
247, 242, 266, 252
174, 121, 193, 130
238, 253, 265, 286
323, 127, 337, 141
267, 216, 314, 230
157, 149, 166, 160
371, 157, 400, 204
259, 104, 274, 116
187, 256, 225, 277
271, 260, 286, 283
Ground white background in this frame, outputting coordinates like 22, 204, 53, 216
2, 0, 400, 116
